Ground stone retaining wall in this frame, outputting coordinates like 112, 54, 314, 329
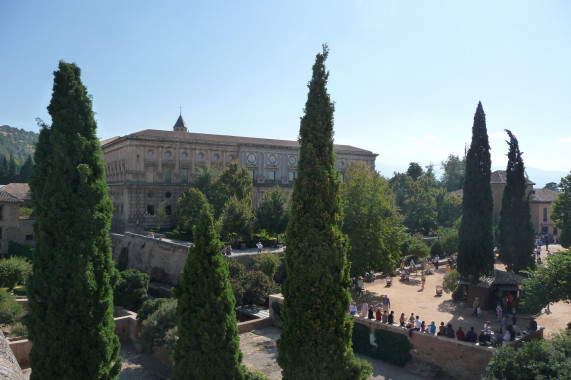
268, 294, 544, 380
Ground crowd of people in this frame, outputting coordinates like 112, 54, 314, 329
349, 298, 539, 347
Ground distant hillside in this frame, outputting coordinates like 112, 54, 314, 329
0, 125, 38, 164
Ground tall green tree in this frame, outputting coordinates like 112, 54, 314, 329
552, 173, 571, 248
255, 186, 289, 241
172, 205, 246, 379
440, 154, 466, 191
458, 102, 495, 282
406, 162, 423, 181
342, 162, 402, 276
174, 188, 209, 237
219, 195, 254, 244
498, 130, 535, 273
18, 155, 34, 182
434, 189, 462, 228
519, 249, 571, 314
27, 61, 121, 379
210, 161, 253, 218
276, 45, 371, 380
402, 178, 437, 234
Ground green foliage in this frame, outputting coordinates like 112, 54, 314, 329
245, 371, 270, 380
137, 298, 172, 322
140, 298, 177, 354
440, 154, 465, 192
174, 188, 209, 237
194, 166, 220, 200
27, 61, 121, 379
451, 286, 466, 302
485, 331, 571, 380
406, 162, 424, 181
401, 235, 430, 258
228, 259, 247, 279
434, 189, 462, 228
255, 186, 289, 239
0, 288, 23, 325
402, 178, 437, 234
498, 130, 535, 273
156, 200, 169, 230
351, 323, 412, 366
210, 161, 253, 219
10, 321, 28, 338
371, 329, 412, 366
253, 253, 281, 280
519, 250, 571, 314
442, 269, 461, 294
430, 240, 443, 258
19, 206, 34, 218
439, 228, 459, 256
219, 196, 254, 243
277, 46, 371, 380
458, 102, 495, 283
552, 173, 571, 248
0, 125, 37, 183
172, 206, 247, 379
8, 241, 33, 261
0, 257, 32, 291
342, 162, 403, 276
114, 269, 149, 311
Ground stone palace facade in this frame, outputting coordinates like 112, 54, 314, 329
101, 115, 378, 233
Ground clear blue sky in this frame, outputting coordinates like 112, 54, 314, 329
1, 1, 570, 186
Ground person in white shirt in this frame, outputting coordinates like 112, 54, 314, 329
256, 241, 263, 253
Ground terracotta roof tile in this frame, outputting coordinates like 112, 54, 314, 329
529, 188, 559, 203
0, 190, 23, 203
1, 183, 31, 201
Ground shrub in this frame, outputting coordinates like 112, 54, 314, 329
439, 229, 459, 256
370, 329, 412, 366
227, 259, 247, 279
140, 298, 177, 353
253, 253, 281, 280
0, 257, 32, 291
7, 242, 33, 261
245, 371, 270, 380
114, 268, 149, 311
401, 235, 430, 258
442, 269, 461, 294
242, 270, 273, 306
137, 298, 171, 321
352, 323, 372, 355
352, 323, 412, 366
430, 240, 443, 258
452, 286, 466, 302
0, 288, 23, 325
10, 322, 28, 338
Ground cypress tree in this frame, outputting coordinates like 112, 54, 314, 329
276, 45, 371, 380
458, 102, 495, 282
172, 205, 246, 379
498, 130, 535, 273
27, 61, 121, 379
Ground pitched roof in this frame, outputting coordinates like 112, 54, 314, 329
529, 188, 559, 203
173, 115, 187, 130
103, 129, 376, 155
477, 269, 525, 288
490, 170, 535, 185
0, 183, 31, 201
0, 190, 23, 203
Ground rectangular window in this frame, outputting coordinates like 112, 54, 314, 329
288, 171, 296, 181
146, 205, 155, 215
0, 205, 3, 220
543, 208, 548, 222
166, 205, 172, 215
25, 234, 33, 241
165, 169, 172, 184
268, 171, 275, 181
248, 170, 255, 180
181, 169, 188, 183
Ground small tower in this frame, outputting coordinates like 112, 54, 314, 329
173, 114, 188, 132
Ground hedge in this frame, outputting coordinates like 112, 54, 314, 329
352, 323, 412, 366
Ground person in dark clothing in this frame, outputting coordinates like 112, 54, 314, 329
478, 331, 490, 346
446, 324, 455, 338
437, 322, 446, 336
387, 311, 395, 324
368, 306, 374, 319
466, 327, 477, 343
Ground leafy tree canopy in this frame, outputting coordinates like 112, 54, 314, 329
174, 188, 209, 236
342, 162, 402, 275
551, 173, 571, 248
440, 154, 465, 192
255, 186, 289, 240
